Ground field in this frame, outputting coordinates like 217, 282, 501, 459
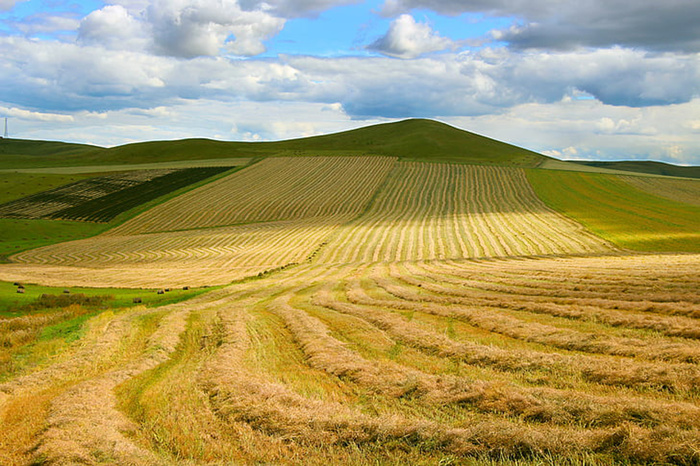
0, 121, 699, 465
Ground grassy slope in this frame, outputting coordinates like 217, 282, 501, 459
0, 172, 92, 204
527, 169, 700, 252
571, 160, 700, 179
0, 138, 105, 169
0, 120, 550, 169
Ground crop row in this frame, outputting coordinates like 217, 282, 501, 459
48, 166, 234, 223
315, 162, 614, 264
0, 169, 176, 219
108, 156, 398, 235
4, 253, 699, 464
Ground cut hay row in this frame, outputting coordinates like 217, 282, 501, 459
620, 175, 700, 207
2, 219, 342, 287
108, 156, 397, 235
3, 254, 700, 464
315, 163, 614, 264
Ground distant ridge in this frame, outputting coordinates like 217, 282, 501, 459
0, 119, 548, 169
572, 160, 700, 179
2, 120, 698, 177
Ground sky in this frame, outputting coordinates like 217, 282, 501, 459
0, 0, 699, 164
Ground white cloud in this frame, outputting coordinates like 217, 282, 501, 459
78, 5, 149, 51
368, 14, 455, 59
445, 97, 700, 164
146, 0, 285, 58
76, 1, 286, 58
0, 106, 74, 122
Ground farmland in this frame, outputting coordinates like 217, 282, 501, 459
0, 120, 699, 465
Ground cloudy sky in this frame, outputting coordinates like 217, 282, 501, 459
1, 0, 699, 164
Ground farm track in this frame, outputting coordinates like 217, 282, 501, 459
1, 158, 699, 464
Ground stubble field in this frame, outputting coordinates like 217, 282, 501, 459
0, 153, 698, 465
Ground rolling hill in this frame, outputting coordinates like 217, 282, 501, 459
0, 119, 549, 168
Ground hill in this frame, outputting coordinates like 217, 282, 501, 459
571, 160, 700, 179
0, 119, 549, 169
0, 138, 105, 169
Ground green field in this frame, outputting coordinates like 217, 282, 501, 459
527, 169, 700, 252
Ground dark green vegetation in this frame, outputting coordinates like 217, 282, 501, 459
572, 160, 700, 179
1, 120, 550, 169
48, 166, 232, 222
0, 138, 105, 169
527, 169, 700, 252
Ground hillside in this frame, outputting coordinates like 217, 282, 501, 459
0, 138, 105, 169
0, 119, 549, 169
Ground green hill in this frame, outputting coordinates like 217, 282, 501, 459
571, 160, 700, 179
0, 119, 549, 169
0, 138, 105, 169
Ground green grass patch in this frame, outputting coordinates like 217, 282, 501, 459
0, 218, 105, 259
527, 169, 700, 252
0, 280, 206, 317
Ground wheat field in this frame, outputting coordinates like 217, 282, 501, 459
0, 157, 699, 465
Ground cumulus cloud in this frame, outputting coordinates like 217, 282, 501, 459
380, 0, 700, 52
78, 5, 149, 51
146, 0, 285, 57
368, 14, 456, 58
76, 0, 286, 58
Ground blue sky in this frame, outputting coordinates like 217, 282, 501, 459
1, 0, 699, 164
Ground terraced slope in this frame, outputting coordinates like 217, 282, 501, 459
2, 253, 699, 465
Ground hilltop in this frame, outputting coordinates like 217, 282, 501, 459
0, 119, 548, 169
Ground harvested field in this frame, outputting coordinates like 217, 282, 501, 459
316, 163, 614, 264
108, 156, 397, 235
1, 155, 699, 465
2, 254, 699, 465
